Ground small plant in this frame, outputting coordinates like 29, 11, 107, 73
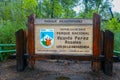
56, 76, 70, 80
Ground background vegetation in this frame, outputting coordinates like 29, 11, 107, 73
0, 0, 120, 60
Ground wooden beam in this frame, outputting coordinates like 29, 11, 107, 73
32, 54, 93, 61
16, 29, 26, 71
103, 30, 114, 76
100, 31, 105, 71
28, 14, 35, 68
92, 13, 101, 72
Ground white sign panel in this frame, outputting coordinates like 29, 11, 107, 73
35, 19, 93, 55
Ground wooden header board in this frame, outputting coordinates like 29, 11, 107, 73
34, 19, 93, 55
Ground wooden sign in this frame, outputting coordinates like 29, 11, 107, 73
35, 19, 93, 55
16, 14, 114, 76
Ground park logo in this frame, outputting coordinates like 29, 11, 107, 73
40, 29, 54, 48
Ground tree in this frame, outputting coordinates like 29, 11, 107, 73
36, 0, 79, 18
78, 0, 113, 19
38, 0, 64, 18
59, 0, 79, 18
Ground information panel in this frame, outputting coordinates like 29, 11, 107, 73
35, 19, 93, 55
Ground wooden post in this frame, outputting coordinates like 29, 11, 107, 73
103, 30, 114, 76
23, 30, 28, 67
16, 29, 26, 71
28, 14, 35, 68
24, 31, 27, 54
92, 13, 101, 72
100, 31, 105, 71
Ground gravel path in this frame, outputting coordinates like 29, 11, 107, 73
0, 59, 120, 80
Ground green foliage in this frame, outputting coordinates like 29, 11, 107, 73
0, 46, 15, 61
78, 0, 112, 19
38, 0, 78, 18
0, 20, 26, 44
114, 32, 120, 51
0, 20, 25, 61
102, 18, 120, 51
0, 21, 15, 44
78, 10, 97, 18
60, 0, 79, 18
22, 0, 38, 15
102, 18, 120, 32
0, 0, 37, 61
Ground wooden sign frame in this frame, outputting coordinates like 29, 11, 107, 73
27, 13, 101, 71
16, 13, 115, 76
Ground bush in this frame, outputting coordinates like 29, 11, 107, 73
102, 18, 120, 51
102, 18, 120, 32
0, 20, 26, 44
0, 20, 26, 61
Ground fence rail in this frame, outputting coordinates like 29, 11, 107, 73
114, 50, 120, 57
0, 44, 16, 61
114, 50, 120, 54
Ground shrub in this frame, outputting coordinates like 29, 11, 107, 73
102, 18, 120, 51
0, 20, 26, 61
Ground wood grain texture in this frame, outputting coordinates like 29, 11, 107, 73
16, 29, 25, 71
31, 54, 93, 61
103, 30, 114, 76
28, 14, 35, 68
100, 31, 105, 71
28, 14, 35, 55
28, 14, 103, 71
92, 13, 101, 72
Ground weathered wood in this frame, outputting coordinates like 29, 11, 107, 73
15, 13, 115, 76
23, 31, 28, 67
16, 29, 26, 71
32, 54, 93, 61
92, 13, 101, 72
100, 31, 104, 55
28, 14, 102, 71
24, 31, 27, 53
103, 30, 114, 76
100, 31, 105, 71
28, 14, 35, 68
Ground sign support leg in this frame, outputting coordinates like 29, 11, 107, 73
103, 30, 114, 76
28, 14, 35, 68
16, 29, 27, 71
92, 13, 101, 72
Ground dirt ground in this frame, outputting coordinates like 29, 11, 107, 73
0, 59, 120, 80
